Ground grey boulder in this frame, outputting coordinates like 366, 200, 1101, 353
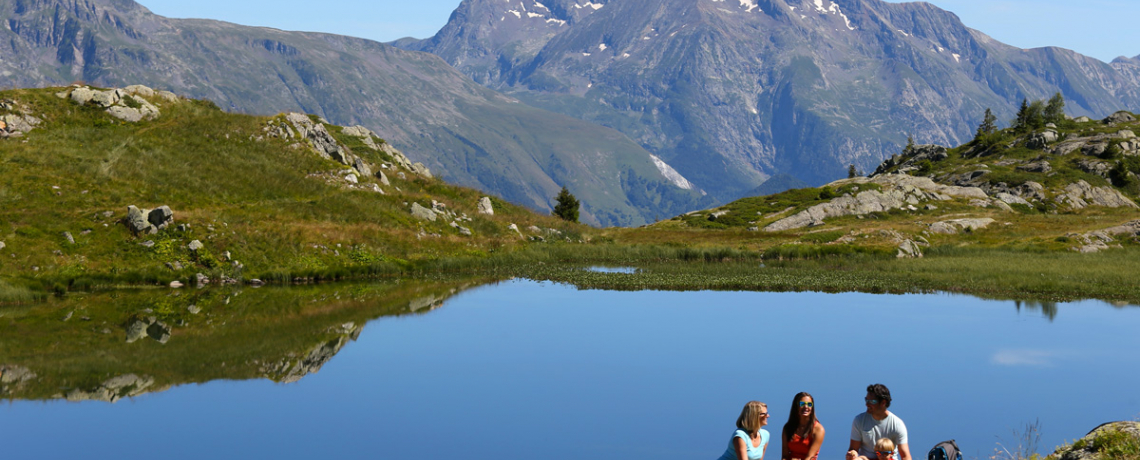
410, 202, 437, 221
478, 197, 494, 215
1103, 111, 1136, 124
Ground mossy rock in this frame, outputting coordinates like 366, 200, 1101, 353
1050, 422, 1140, 460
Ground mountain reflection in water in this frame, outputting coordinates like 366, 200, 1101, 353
0, 278, 491, 402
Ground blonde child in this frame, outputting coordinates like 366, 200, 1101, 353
873, 438, 897, 460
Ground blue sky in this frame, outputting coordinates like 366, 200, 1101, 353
137, 0, 1139, 63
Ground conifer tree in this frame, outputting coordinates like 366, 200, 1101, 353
976, 108, 997, 140
552, 186, 580, 223
1014, 98, 1029, 130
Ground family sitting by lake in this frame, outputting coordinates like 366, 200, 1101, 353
717, 384, 908, 460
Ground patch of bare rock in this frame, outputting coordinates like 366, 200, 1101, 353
57, 84, 175, 122
764, 175, 986, 232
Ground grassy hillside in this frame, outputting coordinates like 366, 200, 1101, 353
0, 86, 584, 297
6, 87, 1140, 304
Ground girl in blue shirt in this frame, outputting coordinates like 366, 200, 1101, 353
718, 401, 770, 460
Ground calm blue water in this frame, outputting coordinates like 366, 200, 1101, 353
3, 280, 1139, 459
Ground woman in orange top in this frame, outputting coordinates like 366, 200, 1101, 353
782, 392, 826, 460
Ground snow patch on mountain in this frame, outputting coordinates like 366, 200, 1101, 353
812, 0, 855, 30
650, 154, 696, 190
575, 2, 604, 9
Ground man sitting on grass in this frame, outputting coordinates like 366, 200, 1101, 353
846, 384, 910, 460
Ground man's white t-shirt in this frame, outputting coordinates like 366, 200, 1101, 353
850, 411, 908, 458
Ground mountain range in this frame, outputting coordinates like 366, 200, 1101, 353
0, 0, 710, 226
396, 0, 1140, 199
5, 0, 1140, 226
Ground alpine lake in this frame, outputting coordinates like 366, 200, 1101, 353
2, 270, 1139, 459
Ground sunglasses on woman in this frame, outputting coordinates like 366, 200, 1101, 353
799, 401, 814, 408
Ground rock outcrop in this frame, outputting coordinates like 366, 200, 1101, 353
1049, 421, 1140, 460
268, 114, 432, 181
0, 365, 36, 395
765, 175, 986, 232
1067, 220, 1140, 253
283, 112, 359, 169
259, 323, 362, 383
929, 218, 996, 235
125, 205, 174, 234
58, 85, 164, 122
126, 316, 172, 344
63, 374, 159, 403
1053, 181, 1139, 210
0, 99, 43, 138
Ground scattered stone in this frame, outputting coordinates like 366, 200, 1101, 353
140, 240, 155, 248
508, 223, 523, 237
248, 279, 265, 287
188, 240, 204, 251
458, 226, 473, 236
1119, 130, 1136, 140
148, 206, 173, 230
126, 205, 154, 234
63, 311, 73, 321
165, 261, 183, 271
1027, 131, 1058, 149
0, 241, 5, 251
169, 281, 184, 288
478, 197, 494, 215
996, 193, 1031, 206
345, 173, 358, 184
1103, 111, 1136, 125
147, 322, 171, 343
195, 273, 209, 286
897, 240, 923, 258
1074, 116, 1091, 123
1082, 143, 1108, 157
353, 157, 372, 177
410, 202, 437, 221
188, 305, 201, 314
1076, 159, 1112, 178
929, 218, 996, 235
376, 170, 390, 186
125, 319, 149, 343
124, 84, 155, 98
63, 231, 75, 244
410, 162, 433, 178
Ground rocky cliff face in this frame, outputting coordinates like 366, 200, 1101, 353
398, 0, 1140, 202
0, 0, 710, 226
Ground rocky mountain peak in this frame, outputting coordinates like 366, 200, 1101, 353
399, 0, 1140, 204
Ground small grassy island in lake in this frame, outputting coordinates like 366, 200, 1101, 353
4, 86, 1140, 302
